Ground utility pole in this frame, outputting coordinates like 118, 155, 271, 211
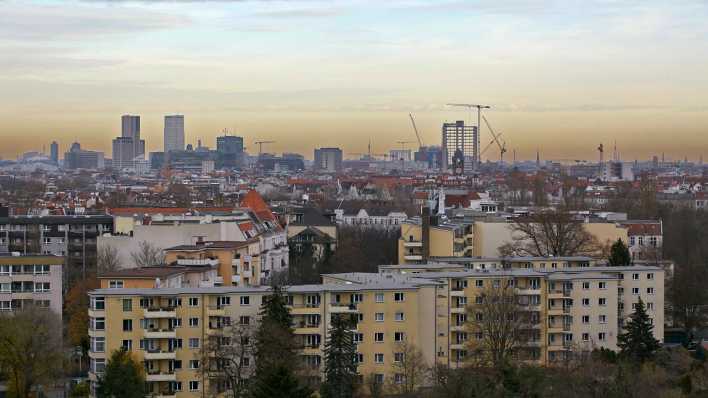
446, 103, 491, 170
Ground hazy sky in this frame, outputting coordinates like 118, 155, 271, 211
1, 0, 707, 161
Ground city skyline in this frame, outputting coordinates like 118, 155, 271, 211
1, 0, 708, 161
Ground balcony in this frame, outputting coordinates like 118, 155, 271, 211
231, 275, 241, 284
329, 303, 358, 314
515, 287, 540, 295
145, 371, 177, 382
144, 329, 176, 339
450, 289, 465, 297
548, 288, 572, 299
289, 303, 321, 313
176, 258, 219, 267
241, 269, 253, 278
403, 241, 423, 248
207, 305, 226, 316
144, 350, 177, 360
144, 307, 177, 319
215, 276, 224, 285
404, 255, 423, 261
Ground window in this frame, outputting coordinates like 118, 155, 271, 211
395, 312, 405, 321
240, 296, 250, 306
375, 313, 384, 322
374, 374, 384, 384
582, 282, 590, 290
122, 340, 132, 351
353, 333, 364, 344
582, 315, 590, 324
647, 302, 654, 310
394, 352, 404, 363
91, 317, 105, 331
173, 359, 182, 369
351, 293, 363, 303
475, 296, 484, 304
374, 332, 384, 342
598, 332, 606, 341
582, 333, 589, 342
172, 382, 182, 392
189, 360, 200, 370
123, 299, 132, 312
647, 287, 655, 295
632, 273, 640, 280
599, 315, 607, 324
217, 296, 231, 306
394, 374, 404, 384
189, 381, 200, 392
647, 273, 654, 280
632, 288, 639, 295
188, 297, 199, 307
91, 337, 105, 353
189, 338, 200, 349
34, 282, 50, 292
394, 332, 406, 342
123, 319, 133, 332
108, 280, 124, 289
189, 317, 199, 327
374, 353, 384, 364
598, 298, 607, 306
239, 316, 250, 325
355, 353, 364, 363
582, 298, 590, 306
394, 292, 405, 302
375, 293, 384, 303
598, 282, 607, 289
475, 280, 484, 287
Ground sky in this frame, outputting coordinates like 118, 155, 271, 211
1, 0, 707, 162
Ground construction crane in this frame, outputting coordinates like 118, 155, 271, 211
254, 140, 275, 154
597, 143, 604, 164
447, 103, 491, 169
482, 115, 507, 162
408, 114, 424, 148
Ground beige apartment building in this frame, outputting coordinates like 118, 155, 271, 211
0, 253, 63, 315
398, 218, 629, 264
88, 263, 663, 396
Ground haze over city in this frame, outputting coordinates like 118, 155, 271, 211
2, 0, 708, 161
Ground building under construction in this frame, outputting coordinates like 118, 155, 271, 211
442, 120, 477, 174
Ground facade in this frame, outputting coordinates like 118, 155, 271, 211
98, 265, 219, 289
64, 142, 105, 170
0, 214, 114, 285
113, 115, 146, 170
619, 220, 663, 261
50, 141, 59, 164
313, 147, 343, 172
216, 135, 244, 169
87, 262, 663, 396
0, 253, 63, 315
164, 115, 185, 153
257, 153, 305, 171
442, 121, 477, 174
334, 208, 407, 229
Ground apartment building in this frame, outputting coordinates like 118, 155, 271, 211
164, 240, 264, 287
0, 253, 63, 315
97, 266, 219, 289
88, 263, 663, 396
0, 214, 113, 284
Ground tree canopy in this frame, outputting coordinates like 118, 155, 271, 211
96, 349, 145, 398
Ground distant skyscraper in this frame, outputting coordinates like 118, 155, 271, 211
314, 147, 343, 172
64, 142, 104, 169
113, 115, 145, 170
121, 115, 140, 138
442, 121, 477, 174
50, 141, 59, 164
216, 135, 244, 169
164, 115, 185, 153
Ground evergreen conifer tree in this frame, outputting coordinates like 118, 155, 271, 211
608, 238, 632, 266
321, 314, 358, 398
96, 349, 145, 398
618, 298, 660, 362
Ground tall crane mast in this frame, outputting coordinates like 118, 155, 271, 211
446, 103, 491, 170
408, 113, 424, 148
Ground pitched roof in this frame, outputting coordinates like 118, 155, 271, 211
240, 190, 276, 221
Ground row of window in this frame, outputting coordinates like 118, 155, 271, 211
0, 299, 50, 310
0, 265, 51, 275
0, 282, 51, 293
352, 331, 407, 344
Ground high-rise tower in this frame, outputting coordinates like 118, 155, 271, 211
164, 115, 185, 153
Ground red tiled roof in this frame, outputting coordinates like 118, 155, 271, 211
240, 190, 276, 221
623, 222, 662, 236
108, 207, 235, 216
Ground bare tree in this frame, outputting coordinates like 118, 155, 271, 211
130, 241, 165, 268
200, 324, 256, 398
97, 245, 121, 275
363, 373, 385, 398
390, 340, 428, 396
0, 307, 63, 398
499, 210, 600, 257
465, 281, 530, 369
